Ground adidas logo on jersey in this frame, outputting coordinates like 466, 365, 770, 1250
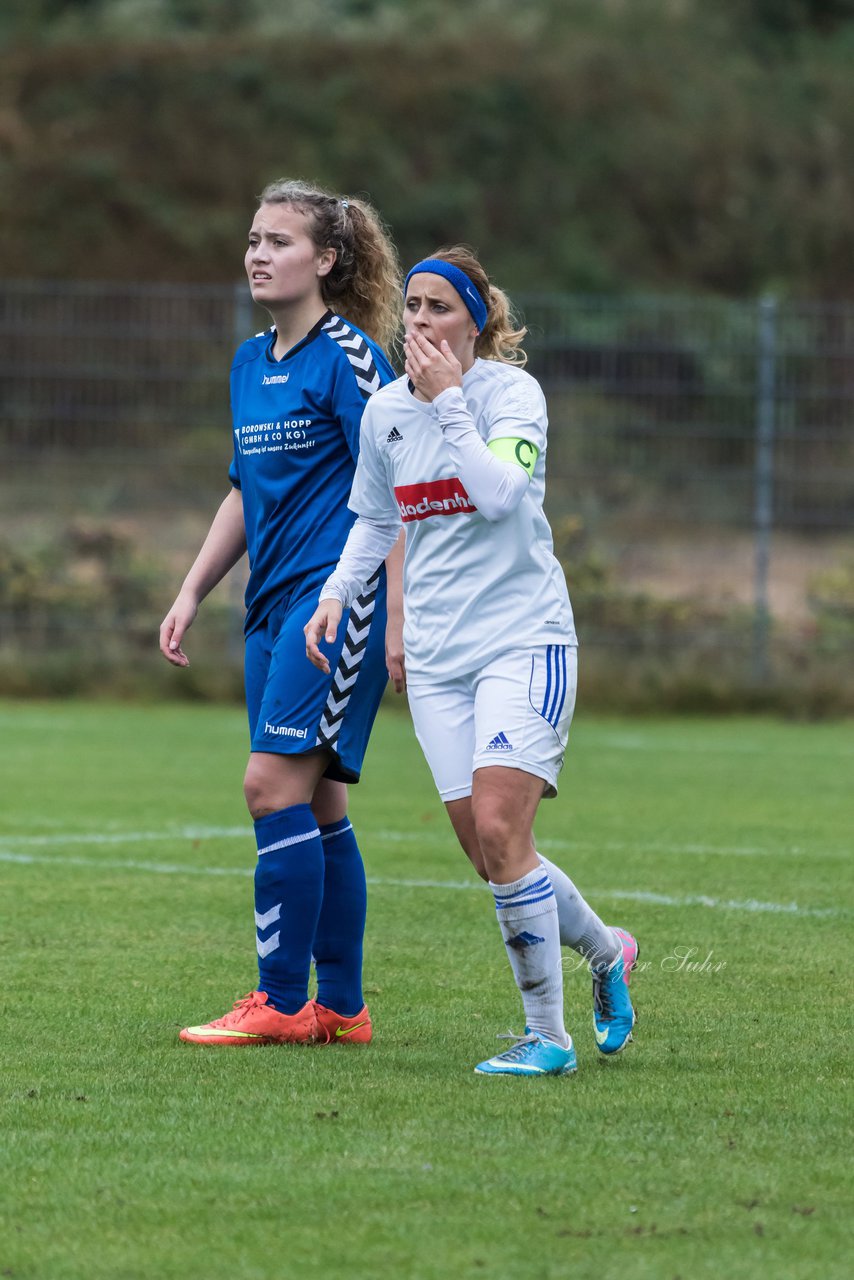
485, 732, 513, 752
386, 427, 403, 443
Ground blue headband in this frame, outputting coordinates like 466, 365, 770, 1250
404, 259, 488, 332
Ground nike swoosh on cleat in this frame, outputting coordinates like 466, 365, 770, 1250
334, 1022, 368, 1038
594, 1025, 610, 1045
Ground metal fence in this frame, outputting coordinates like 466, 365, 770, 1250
2, 280, 853, 691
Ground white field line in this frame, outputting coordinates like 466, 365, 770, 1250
7, 709, 854, 758
580, 732, 854, 759
0, 829, 845, 920
0, 825, 848, 861
0, 827, 252, 847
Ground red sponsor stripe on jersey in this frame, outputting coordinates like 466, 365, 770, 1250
395, 478, 476, 522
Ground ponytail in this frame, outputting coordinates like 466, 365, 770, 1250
259, 178, 402, 352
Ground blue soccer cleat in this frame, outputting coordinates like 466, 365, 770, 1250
592, 927, 639, 1056
474, 1030, 578, 1077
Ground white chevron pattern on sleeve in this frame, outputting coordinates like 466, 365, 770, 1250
322, 315, 383, 400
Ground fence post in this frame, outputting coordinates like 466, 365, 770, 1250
753, 295, 777, 684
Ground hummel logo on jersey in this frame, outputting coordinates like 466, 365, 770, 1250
485, 732, 513, 752
506, 930, 546, 950
386, 427, 403, 443
262, 373, 290, 385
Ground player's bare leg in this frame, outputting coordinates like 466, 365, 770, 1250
449, 767, 572, 1074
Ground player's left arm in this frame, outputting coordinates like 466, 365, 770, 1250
432, 388, 541, 523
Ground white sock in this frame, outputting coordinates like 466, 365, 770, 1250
537, 854, 619, 966
490, 867, 569, 1047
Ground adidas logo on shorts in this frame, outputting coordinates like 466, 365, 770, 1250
485, 732, 513, 752
386, 426, 403, 443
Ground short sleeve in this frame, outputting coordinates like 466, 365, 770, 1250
484, 372, 549, 454
327, 335, 396, 464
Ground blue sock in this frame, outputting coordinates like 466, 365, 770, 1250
313, 817, 367, 1017
253, 803, 324, 1015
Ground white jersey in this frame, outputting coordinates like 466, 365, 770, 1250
349, 358, 577, 682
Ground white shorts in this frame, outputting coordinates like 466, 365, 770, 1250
407, 645, 578, 803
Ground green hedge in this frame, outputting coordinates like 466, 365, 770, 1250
2, 1, 854, 296
3, 517, 852, 714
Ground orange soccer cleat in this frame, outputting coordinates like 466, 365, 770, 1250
179, 991, 318, 1046
313, 1001, 373, 1045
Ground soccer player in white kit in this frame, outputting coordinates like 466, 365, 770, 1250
306, 247, 639, 1077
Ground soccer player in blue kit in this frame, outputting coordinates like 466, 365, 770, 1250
159, 179, 403, 1047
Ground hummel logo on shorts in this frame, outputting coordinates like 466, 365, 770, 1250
485, 731, 513, 751
386, 426, 403, 443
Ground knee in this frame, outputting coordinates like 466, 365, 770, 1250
243, 758, 275, 820
243, 753, 324, 820
471, 801, 535, 882
471, 807, 515, 866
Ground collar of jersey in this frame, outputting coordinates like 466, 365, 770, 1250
264, 310, 333, 365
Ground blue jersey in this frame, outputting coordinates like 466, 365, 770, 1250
228, 311, 396, 634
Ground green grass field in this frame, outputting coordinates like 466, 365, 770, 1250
0, 699, 851, 1280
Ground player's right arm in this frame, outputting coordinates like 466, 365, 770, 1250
305, 396, 401, 673
304, 513, 401, 673
159, 487, 247, 667
304, 598, 344, 675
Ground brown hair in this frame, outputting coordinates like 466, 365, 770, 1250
259, 178, 402, 353
426, 245, 528, 367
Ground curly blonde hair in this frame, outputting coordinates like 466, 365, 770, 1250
424, 245, 528, 367
259, 178, 402, 353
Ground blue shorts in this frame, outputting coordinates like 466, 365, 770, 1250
245, 567, 388, 784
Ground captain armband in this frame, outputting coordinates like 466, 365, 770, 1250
487, 436, 540, 478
